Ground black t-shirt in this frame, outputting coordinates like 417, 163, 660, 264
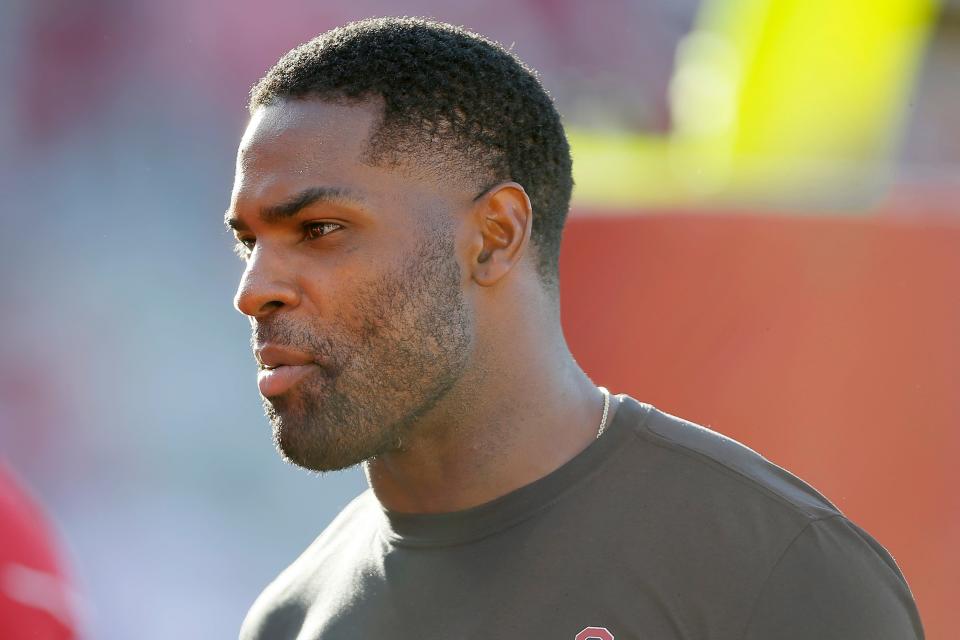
240, 396, 924, 639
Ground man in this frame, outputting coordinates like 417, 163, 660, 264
228, 17, 923, 640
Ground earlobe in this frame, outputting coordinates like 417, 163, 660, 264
469, 182, 532, 287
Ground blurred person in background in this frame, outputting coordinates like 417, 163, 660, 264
225, 17, 923, 640
0, 463, 80, 639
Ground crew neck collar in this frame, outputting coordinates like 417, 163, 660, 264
377, 394, 650, 548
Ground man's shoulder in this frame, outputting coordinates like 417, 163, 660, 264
618, 397, 841, 522
239, 490, 379, 640
609, 400, 924, 637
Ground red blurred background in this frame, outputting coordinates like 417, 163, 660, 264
562, 211, 959, 639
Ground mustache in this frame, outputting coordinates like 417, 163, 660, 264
250, 319, 337, 360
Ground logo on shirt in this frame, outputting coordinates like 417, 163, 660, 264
576, 627, 614, 640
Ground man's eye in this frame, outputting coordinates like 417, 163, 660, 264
233, 237, 255, 260
305, 222, 342, 240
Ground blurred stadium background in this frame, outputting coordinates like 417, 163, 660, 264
0, 0, 957, 637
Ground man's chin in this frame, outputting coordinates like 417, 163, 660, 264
269, 419, 357, 472
262, 383, 408, 472
269, 410, 397, 473
277, 445, 364, 473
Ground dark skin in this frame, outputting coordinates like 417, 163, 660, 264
227, 98, 618, 514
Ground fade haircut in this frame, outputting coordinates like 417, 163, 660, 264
249, 17, 573, 289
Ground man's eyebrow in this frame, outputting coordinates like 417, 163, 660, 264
261, 186, 363, 222
224, 186, 364, 231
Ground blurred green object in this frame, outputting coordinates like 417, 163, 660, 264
570, 0, 938, 208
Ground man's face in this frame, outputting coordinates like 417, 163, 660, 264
226, 99, 474, 472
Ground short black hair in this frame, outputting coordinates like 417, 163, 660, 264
249, 17, 573, 288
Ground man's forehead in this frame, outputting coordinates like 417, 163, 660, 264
238, 99, 381, 168
231, 97, 479, 214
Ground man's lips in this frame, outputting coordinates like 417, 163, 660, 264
257, 365, 318, 397
255, 344, 318, 369
254, 344, 321, 397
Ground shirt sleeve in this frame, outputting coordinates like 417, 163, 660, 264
740, 515, 924, 640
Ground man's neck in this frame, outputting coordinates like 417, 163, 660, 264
363, 345, 615, 514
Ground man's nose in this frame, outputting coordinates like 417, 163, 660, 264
233, 250, 300, 318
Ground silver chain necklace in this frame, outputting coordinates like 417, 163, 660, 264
596, 386, 611, 439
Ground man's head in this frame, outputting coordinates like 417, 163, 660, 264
227, 18, 572, 472
249, 17, 572, 285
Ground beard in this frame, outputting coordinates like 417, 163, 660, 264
255, 227, 472, 472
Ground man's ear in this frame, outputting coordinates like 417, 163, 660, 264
468, 182, 533, 287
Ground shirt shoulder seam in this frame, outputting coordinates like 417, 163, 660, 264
630, 418, 838, 519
